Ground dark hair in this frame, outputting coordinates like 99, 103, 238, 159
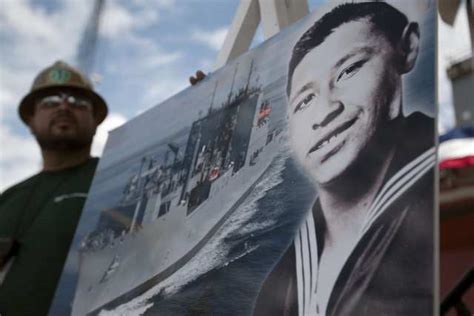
287, 2, 409, 96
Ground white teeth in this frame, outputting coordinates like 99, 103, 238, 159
317, 133, 338, 151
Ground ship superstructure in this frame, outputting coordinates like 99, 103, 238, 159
72, 62, 283, 315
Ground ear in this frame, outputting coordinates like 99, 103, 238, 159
25, 115, 35, 132
399, 22, 420, 73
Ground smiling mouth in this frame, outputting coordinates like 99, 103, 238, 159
51, 115, 76, 126
308, 116, 358, 155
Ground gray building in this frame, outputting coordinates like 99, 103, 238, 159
447, 56, 474, 127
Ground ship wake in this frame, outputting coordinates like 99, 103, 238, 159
98, 149, 289, 316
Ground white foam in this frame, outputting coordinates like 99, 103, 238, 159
100, 150, 289, 315
98, 301, 154, 316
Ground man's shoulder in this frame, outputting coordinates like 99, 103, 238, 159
1, 157, 99, 199
0, 173, 42, 229
0, 173, 42, 199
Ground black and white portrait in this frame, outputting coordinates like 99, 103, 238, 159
254, 2, 435, 315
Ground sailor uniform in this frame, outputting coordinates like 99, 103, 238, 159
253, 113, 435, 316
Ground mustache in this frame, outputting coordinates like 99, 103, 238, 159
50, 111, 77, 126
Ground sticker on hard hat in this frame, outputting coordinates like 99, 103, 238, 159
49, 69, 71, 84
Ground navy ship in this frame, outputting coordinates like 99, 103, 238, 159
71, 62, 283, 315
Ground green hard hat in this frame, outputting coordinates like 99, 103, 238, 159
18, 60, 108, 124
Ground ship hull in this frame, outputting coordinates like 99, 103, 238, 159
72, 133, 281, 315
89, 156, 274, 315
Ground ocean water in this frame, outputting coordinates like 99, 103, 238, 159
97, 155, 315, 316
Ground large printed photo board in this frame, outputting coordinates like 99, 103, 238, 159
51, 1, 436, 315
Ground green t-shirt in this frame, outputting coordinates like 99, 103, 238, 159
0, 158, 98, 316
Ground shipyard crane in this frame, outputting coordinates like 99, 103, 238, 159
75, 0, 106, 76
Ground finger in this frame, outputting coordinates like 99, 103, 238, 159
196, 70, 206, 80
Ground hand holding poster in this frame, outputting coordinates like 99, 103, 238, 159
50, 1, 435, 315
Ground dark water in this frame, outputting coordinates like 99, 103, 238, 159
127, 157, 316, 316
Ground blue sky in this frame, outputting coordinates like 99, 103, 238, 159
0, 0, 471, 191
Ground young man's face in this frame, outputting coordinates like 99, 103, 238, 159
288, 19, 403, 185
28, 89, 98, 150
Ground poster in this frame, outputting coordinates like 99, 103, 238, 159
51, 1, 436, 315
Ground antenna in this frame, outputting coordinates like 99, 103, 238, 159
227, 64, 239, 104
245, 59, 254, 92
209, 80, 218, 113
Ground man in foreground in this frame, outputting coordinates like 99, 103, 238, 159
0, 61, 108, 316
254, 2, 435, 315
0, 61, 207, 316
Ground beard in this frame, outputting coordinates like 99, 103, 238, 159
35, 133, 93, 151
32, 110, 96, 151
33, 124, 95, 151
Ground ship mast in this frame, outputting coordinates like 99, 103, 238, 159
208, 80, 218, 114
227, 63, 239, 105
129, 157, 147, 233
244, 59, 254, 93
168, 143, 179, 167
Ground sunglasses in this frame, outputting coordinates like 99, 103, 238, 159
36, 93, 93, 111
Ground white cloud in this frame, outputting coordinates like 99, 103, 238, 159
91, 112, 127, 157
104, 34, 183, 76
142, 76, 188, 111
133, 9, 159, 28
0, 0, 90, 119
100, 1, 170, 39
0, 65, 41, 118
196, 58, 214, 73
192, 27, 228, 50
0, 0, 89, 63
0, 85, 17, 117
131, 0, 176, 9
149, 0, 176, 8
140, 52, 183, 68
100, 2, 136, 38
0, 0, 58, 40
98, 32, 187, 113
